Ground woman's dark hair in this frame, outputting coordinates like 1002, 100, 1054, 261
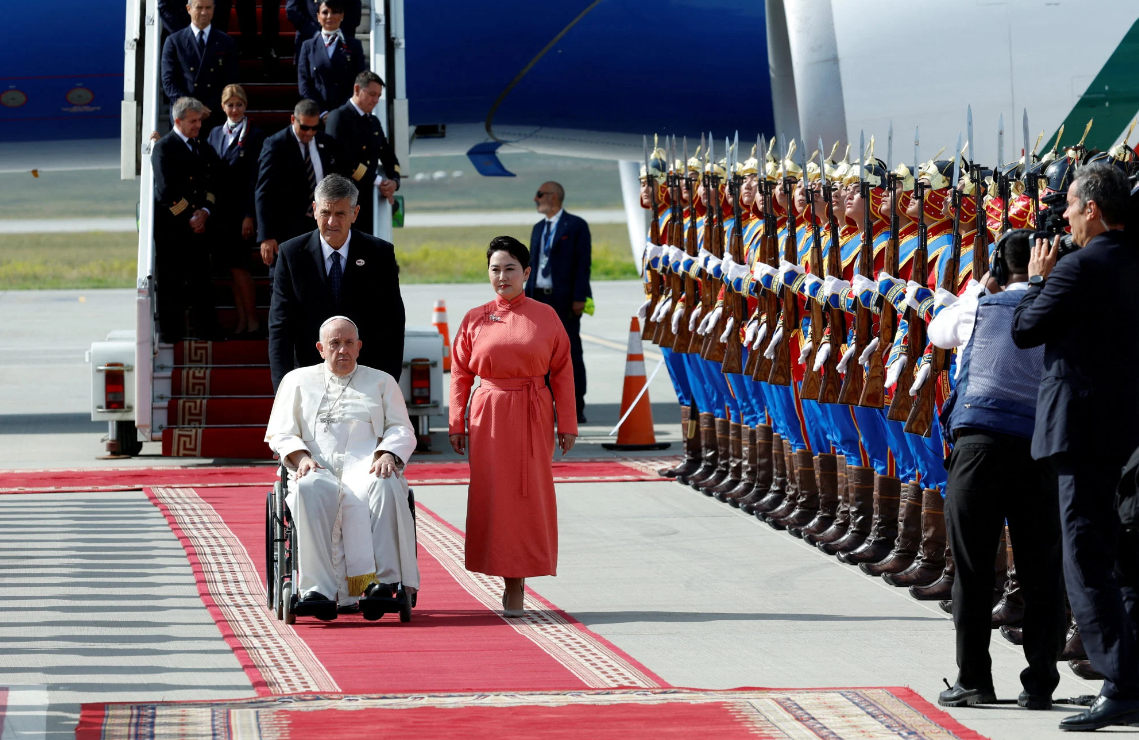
486, 235, 530, 269
320, 0, 346, 13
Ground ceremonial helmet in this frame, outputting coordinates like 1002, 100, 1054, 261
830, 143, 851, 183
803, 148, 823, 182
737, 144, 760, 177
919, 158, 955, 221
1043, 154, 1077, 194
763, 137, 780, 181
639, 134, 669, 182
686, 144, 704, 176
957, 165, 990, 222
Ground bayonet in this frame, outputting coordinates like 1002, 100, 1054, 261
1023, 108, 1030, 171
886, 121, 893, 173
997, 113, 1005, 170
951, 132, 961, 190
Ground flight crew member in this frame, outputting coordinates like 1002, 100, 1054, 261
160, 0, 238, 135
297, 0, 367, 116
287, 0, 361, 47
324, 71, 401, 236
151, 97, 220, 343
256, 99, 342, 266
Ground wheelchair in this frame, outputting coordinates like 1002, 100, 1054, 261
266, 466, 417, 624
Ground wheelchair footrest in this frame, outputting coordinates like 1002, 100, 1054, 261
293, 596, 338, 621
360, 594, 405, 621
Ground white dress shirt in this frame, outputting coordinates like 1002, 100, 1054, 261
291, 126, 324, 183
929, 281, 1028, 378
191, 23, 210, 48
535, 208, 563, 290
320, 229, 352, 275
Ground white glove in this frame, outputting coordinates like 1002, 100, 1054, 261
858, 337, 880, 366
705, 254, 723, 275
726, 261, 751, 283
885, 354, 907, 389
671, 305, 685, 334
699, 306, 723, 335
903, 280, 925, 311
719, 316, 736, 343
910, 361, 930, 396
962, 277, 982, 297
720, 252, 736, 275
667, 246, 685, 267
637, 298, 651, 320
876, 271, 904, 297
697, 247, 714, 268
752, 323, 768, 350
837, 343, 858, 373
744, 319, 759, 346
652, 297, 673, 322
823, 275, 850, 299
753, 262, 778, 281
763, 326, 784, 360
812, 342, 832, 373
851, 274, 876, 299
798, 340, 813, 365
933, 287, 958, 310
778, 259, 803, 285
688, 304, 704, 332
646, 243, 664, 264
803, 273, 824, 300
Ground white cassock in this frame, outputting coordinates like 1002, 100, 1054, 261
265, 363, 419, 604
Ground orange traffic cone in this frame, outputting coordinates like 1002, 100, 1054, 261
602, 317, 671, 451
432, 299, 451, 372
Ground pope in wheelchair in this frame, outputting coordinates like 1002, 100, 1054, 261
265, 315, 419, 621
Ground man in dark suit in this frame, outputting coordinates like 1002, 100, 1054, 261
286, 0, 361, 44
1012, 162, 1139, 730
158, 0, 228, 34
255, 98, 341, 267
524, 181, 592, 422
160, 0, 238, 136
269, 174, 405, 389
297, 0, 366, 117
151, 97, 220, 342
324, 71, 400, 235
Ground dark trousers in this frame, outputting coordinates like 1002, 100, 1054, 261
945, 430, 1065, 697
531, 291, 586, 415
155, 228, 218, 342
1056, 453, 1139, 699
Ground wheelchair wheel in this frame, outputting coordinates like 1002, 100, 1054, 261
399, 587, 412, 623
265, 490, 276, 611
283, 581, 295, 625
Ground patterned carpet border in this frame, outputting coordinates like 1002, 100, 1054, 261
0, 457, 681, 493
77, 688, 990, 740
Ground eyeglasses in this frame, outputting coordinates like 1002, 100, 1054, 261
535, 191, 548, 198
297, 123, 319, 132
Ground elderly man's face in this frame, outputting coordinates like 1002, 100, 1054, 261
354, 81, 382, 114
176, 109, 203, 139
314, 196, 358, 247
317, 320, 362, 376
186, 0, 214, 29
1064, 186, 1096, 246
534, 182, 561, 216
292, 114, 319, 144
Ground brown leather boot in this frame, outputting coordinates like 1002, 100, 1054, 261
761, 440, 801, 522
685, 413, 719, 488
790, 453, 838, 538
805, 457, 850, 545
838, 474, 902, 564
719, 426, 757, 504
660, 405, 701, 479
818, 466, 874, 554
695, 418, 732, 494
909, 543, 954, 599
883, 489, 946, 587
771, 450, 819, 530
739, 426, 776, 513
991, 544, 1024, 626
709, 422, 744, 497
860, 483, 923, 576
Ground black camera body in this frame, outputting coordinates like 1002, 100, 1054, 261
1033, 189, 1078, 259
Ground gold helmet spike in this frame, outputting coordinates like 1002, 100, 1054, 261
894, 162, 914, 192
686, 144, 703, 174
780, 139, 802, 179
1033, 130, 1044, 156
1124, 118, 1137, 147
1108, 119, 1138, 162
827, 140, 840, 162
1050, 124, 1065, 154
1077, 119, 1094, 148
804, 149, 821, 181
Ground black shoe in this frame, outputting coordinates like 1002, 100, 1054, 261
1059, 696, 1139, 731
938, 599, 952, 614
1018, 691, 1052, 711
364, 582, 394, 598
302, 590, 331, 602
938, 682, 996, 708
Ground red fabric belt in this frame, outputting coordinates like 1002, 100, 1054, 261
478, 376, 546, 497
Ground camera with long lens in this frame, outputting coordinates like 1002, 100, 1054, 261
1033, 190, 1077, 258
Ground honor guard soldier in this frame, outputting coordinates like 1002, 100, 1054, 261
160, 0, 238, 136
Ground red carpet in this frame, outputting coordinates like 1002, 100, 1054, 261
0, 457, 678, 493
78, 688, 991, 740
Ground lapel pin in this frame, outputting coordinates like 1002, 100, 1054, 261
356, 259, 365, 266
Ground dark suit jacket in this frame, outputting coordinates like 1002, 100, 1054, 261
269, 229, 405, 388
255, 126, 340, 244
524, 211, 592, 310
207, 121, 265, 222
151, 130, 220, 236
324, 101, 401, 189
160, 26, 238, 111
286, 0, 361, 41
297, 33, 366, 114
1012, 229, 1139, 460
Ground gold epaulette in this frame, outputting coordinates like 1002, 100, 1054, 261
351, 163, 367, 181
205, 192, 216, 204
393, 163, 401, 175
169, 198, 189, 216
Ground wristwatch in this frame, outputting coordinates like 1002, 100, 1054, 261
1029, 274, 1046, 287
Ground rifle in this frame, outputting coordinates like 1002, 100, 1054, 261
838, 131, 871, 405
743, 133, 765, 379
817, 139, 846, 405
906, 133, 963, 435
700, 133, 728, 362
671, 136, 697, 355
997, 114, 1011, 235
721, 133, 747, 374
654, 135, 680, 349
887, 127, 926, 422
687, 134, 716, 354
766, 135, 799, 387
859, 122, 897, 408
751, 137, 781, 382
968, 107, 988, 289
799, 143, 826, 401
642, 134, 661, 341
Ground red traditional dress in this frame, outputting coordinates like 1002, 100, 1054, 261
449, 293, 578, 577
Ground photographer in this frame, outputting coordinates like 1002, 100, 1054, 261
1012, 162, 1139, 731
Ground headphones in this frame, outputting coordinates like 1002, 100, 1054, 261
989, 228, 1033, 286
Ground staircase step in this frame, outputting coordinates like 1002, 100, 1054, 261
163, 426, 274, 459
174, 339, 269, 366
172, 367, 274, 396
169, 397, 274, 425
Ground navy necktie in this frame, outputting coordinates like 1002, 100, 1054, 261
197, 30, 207, 58
329, 250, 343, 306
540, 221, 555, 278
